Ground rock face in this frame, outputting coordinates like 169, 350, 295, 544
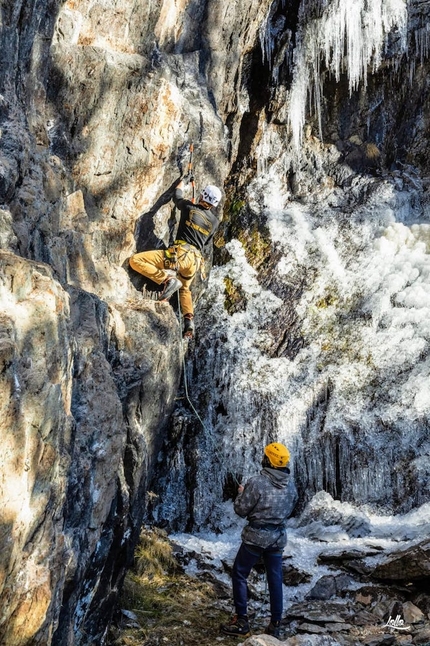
0, 0, 277, 643
1, 0, 430, 645
371, 538, 430, 582
0, 249, 181, 645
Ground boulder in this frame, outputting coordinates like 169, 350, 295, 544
413, 627, 430, 644
402, 601, 425, 624
371, 540, 430, 582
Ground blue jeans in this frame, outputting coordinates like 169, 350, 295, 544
232, 542, 284, 622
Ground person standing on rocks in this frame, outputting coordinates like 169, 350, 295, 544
221, 442, 298, 638
129, 177, 222, 340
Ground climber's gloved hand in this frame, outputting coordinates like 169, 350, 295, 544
182, 173, 194, 185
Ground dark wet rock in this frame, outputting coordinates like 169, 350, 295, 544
370, 539, 430, 583
307, 576, 338, 601
353, 610, 385, 626
299, 623, 331, 634
411, 593, 430, 619
307, 574, 356, 601
325, 624, 353, 633
413, 626, 430, 644
354, 587, 391, 608
318, 547, 384, 566
283, 562, 313, 586
361, 635, 396, 646
286, 601, 355, 625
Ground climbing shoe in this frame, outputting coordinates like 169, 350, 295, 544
265, 620, 281, 638
220, 614, 250, 637
183, 314, 195, 339
158, 277, 182, 301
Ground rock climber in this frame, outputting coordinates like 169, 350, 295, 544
129, 177, 222, 339
221, 442, 298, 638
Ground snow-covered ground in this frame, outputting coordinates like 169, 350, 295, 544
171, 496, 430, 612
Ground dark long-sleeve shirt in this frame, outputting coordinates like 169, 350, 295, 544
173, 188, 220, 252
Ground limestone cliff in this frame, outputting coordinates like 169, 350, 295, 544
0, 251, 180, 645
1, 0, 430, 644
0, 0, 273, 644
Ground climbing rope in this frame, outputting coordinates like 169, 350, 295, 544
176, 309, 272, 629
180, 347, 240, 488
176, 294, 240, 486
180, 339, 206, 429
175, 292, 205, 427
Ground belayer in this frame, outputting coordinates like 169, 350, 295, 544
221, 442, 298, 638
129, 176, 222, 339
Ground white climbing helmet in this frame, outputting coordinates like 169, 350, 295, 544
200, 185, 222, 208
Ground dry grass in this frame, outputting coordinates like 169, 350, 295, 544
107, 528, 233, 646
134, 528, 178, 578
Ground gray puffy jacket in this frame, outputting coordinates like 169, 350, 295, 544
234, 467, 298, 550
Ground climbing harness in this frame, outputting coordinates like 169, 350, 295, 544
164, 246, 178, 270
175, 240, 205, 280
164, 240, 206, 280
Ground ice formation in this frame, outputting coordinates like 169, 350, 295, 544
178, 165, 430, 534
282, 0, 409, 147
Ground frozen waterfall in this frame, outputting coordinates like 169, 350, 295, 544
260, 0, 408, 148
148, 0, 429, 606
200, 171, 428, 517
150, 166, 430, 535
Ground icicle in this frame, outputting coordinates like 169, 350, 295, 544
289, 0, 408, 150
259, 2, 289, 80
414, 23, 430, 64
259, 3, 275, 66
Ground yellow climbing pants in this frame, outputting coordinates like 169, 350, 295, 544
129, 245, 201, 316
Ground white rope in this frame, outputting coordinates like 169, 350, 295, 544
176, 292, 241, 486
